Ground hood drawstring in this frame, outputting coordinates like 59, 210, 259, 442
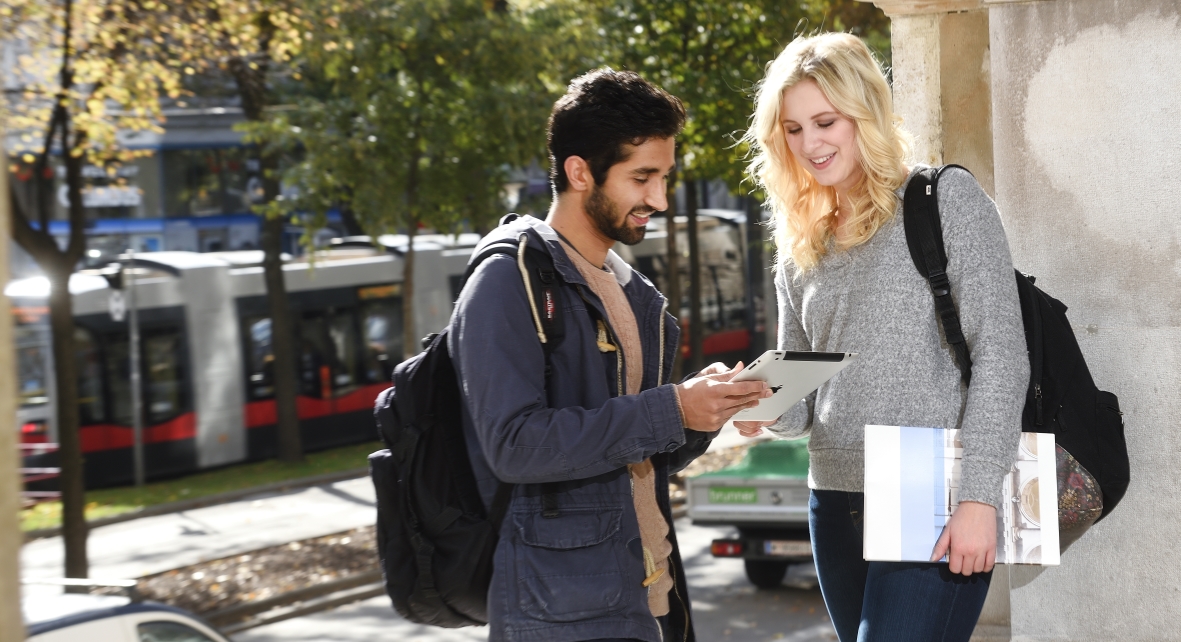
517, 234, 547, 344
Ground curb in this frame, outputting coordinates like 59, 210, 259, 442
24, 467, 371, 542
207, 569, 383, 628
215, 500, 684, 633
219, 580, 387, 634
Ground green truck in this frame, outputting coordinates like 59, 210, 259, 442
686, 438, 814, 589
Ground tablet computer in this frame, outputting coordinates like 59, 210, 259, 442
728, 350, 857, 422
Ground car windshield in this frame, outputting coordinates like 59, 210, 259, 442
138, 620, 221, 642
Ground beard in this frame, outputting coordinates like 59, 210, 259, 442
586, 185, 653, 246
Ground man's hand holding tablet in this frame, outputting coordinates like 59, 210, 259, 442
725, 349, 857, 425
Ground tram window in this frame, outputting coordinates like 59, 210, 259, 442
361, 300, 403, 384
144, 332, 184, 423
104, 338, 134, 426
16, 326, 48, 407
299, 316, 333, 398
244, 317, 275, 400
328, 311, 360, 393
75, 327, 105, 424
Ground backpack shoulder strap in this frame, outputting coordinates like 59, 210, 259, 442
459, 226, 568, 520
902, 164, 974, 384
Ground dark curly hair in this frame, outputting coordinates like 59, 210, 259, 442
547, 68, 686, 194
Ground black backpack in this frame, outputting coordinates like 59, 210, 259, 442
903, 166, 1130, 529
368, 223, 564, 627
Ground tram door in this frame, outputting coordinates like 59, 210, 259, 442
298, 294, 403, 447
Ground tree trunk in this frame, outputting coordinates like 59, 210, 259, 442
401, 147, 421, 362
685, 179, 704, 373
229, 15, 302, 462
338, 205, 364, 237
745, 196, 767, 359
664, 169, 683, 382
47, 261, 87, 580
9, 108, 92, 582
260, 213, 303, 462
10, 186, 89, 581
401, 220, 418, 361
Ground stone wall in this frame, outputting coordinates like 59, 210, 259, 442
989, 1, 1181, 639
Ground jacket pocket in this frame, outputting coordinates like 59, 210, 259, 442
513, 507, 626, 622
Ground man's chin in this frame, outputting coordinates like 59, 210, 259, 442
613, 225, 647, 246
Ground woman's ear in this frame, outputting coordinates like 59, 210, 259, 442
563, 155, 594, 193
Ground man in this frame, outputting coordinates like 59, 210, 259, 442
450, 69, 771, 642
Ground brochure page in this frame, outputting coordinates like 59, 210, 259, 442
864, 425, 1059, 566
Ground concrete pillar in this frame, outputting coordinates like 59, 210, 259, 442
865, 0, 995, 195
990, 1, 1181, 638
863, 1, 1004, 639
0, 129, 28, 638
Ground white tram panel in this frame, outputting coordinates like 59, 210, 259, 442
107, 252, 248, 468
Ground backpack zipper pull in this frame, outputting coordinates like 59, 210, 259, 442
1034, 384, 1044, 426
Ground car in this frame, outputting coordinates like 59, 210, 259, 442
23, 580, 232, 642
686, 438, 813, 589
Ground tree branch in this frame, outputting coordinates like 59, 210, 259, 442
33, 102, 64, 232
9, 176, 63, 266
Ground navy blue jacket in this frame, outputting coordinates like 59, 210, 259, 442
450, 216, 716, 642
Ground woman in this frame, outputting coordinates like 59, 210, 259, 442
736, 33, 1029, 641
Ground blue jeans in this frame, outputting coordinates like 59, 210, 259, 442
809, 489, 992, 642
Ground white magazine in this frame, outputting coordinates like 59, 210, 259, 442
864, 425, 1059, 566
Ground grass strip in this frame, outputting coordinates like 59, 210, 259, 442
21, 441, 381, 532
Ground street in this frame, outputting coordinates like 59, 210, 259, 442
23, 427, 836, 641
233, 518, 835, 642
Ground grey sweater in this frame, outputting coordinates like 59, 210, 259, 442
769, 166, 1029, 508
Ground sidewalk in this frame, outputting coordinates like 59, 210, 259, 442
21, 476, 378, 598
21, 425, 758, 596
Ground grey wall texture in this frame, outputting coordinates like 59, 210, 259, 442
990, 1, 1181, 640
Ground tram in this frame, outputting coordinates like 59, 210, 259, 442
620, 208, 769, 367
11, 212, 767, 489
11, 235, 478, 488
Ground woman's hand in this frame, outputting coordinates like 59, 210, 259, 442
930, 500, 997, 576
733, 420, 776, 438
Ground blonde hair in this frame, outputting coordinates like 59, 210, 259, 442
744, 33, 912, 273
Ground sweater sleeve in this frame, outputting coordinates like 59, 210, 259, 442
938, 168, 1030, 508
767, 263, 815, 440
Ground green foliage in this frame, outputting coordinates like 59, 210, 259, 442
20, 441, 381, 532
591, 0, 890, 194
244, 0, 563, 236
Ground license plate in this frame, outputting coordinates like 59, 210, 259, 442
708, 487, 757, 504
764, 540, 812, 557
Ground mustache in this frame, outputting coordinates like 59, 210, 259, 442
629, 206, 657, 217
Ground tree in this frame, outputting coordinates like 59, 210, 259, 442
3, 0, 190, 580
596, 0, 889, 373
246, 0, 558, 360
183, 2, 309, 463
2, 0, 317, 576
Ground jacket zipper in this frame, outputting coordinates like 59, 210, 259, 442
669, 558, 689, 642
